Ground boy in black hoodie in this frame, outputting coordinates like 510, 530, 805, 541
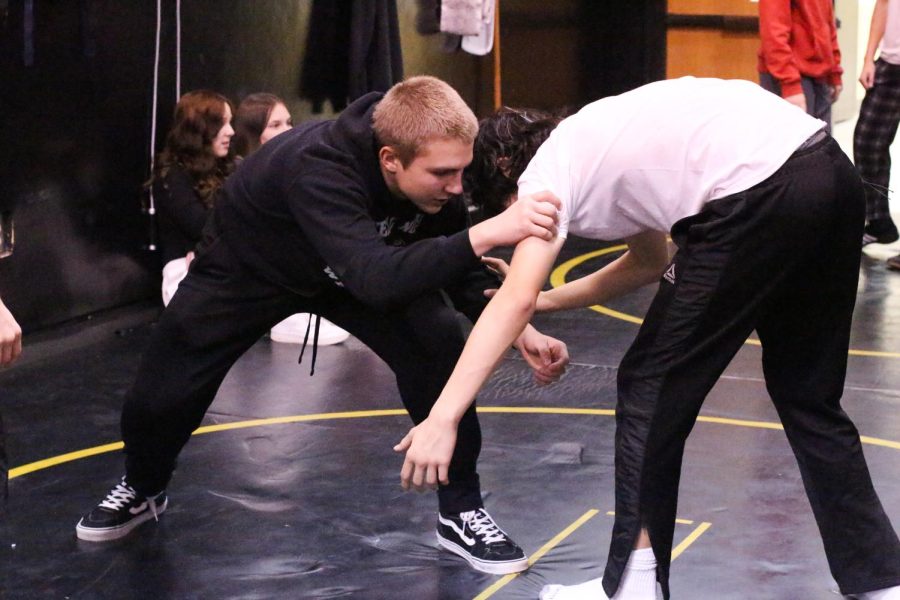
75, 76, 567, 575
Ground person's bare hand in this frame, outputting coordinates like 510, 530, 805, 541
481, 256, 510, 280
0, 300, 22, 366
394, 416, 457, 492
491, 191, 561, 246
785, 92, 807, 111
860, 61, 876, 89
831, 84, 843, 104
516, 327, 569, 385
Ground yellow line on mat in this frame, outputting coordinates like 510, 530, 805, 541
10, 442, 124, 478
671, 522, 713, 561
10, 408, 900, 480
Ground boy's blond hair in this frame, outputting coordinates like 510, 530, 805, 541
373, 75, 478, 165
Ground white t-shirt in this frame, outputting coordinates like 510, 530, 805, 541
517, 77, 825, 241
880, 0, 900, 65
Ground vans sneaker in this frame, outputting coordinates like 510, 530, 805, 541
76, 477, 167, 542
863, 219, 900, 246
436, 507, 528, 574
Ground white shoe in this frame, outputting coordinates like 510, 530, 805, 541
540, 577, 608, 600
270, 314, 350, 345
850, 586, 900, 600
539, 577, 663, 600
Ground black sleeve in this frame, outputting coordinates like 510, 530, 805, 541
287, 162, 481, 311
435, 201, 501, 323
443, 265, 502, 324
155, 168, 209, 242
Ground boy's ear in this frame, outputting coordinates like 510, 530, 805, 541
379, 146, 401, 173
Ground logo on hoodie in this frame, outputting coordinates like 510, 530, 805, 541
377, 214, 424, 241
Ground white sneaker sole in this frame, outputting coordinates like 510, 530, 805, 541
75, 497, 168, 542
436, 531, 529, 575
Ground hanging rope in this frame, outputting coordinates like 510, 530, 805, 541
493, 0, 502, 110
175, 0, 182, 99
146, 0, 183, 251
146, 0, 163, 250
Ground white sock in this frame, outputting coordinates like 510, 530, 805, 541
854, 585, 900, 600
614, 547, 659, 599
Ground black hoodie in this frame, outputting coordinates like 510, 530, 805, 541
214, 92, 493, 317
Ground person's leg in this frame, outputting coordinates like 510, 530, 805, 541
758, 71, 781, 97
321, 291, 482, 511
77, 237, 299, 541
321, 291, 527, 574
756, 153, 900, 596
802, 76, 833, 134
545, 191, 776, 598
122, 239, 299, 495
854, 59, 900, 241
599, 138, 866, 599
0, 409, 6, 505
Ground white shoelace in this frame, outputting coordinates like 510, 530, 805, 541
98, 480, 137, 511
97, 480, 162, 522
463, 509, 507, 544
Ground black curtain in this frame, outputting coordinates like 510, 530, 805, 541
300, 0, 404, 113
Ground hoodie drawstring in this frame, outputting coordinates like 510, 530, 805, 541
297, 314, 321, 376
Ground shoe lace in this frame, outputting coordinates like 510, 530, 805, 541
465, 509, 507, 545
98, 480, 137, 511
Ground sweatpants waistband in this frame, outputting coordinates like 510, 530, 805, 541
796, 128, 829, 153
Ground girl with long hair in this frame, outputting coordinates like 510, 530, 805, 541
152, 90, 235, 305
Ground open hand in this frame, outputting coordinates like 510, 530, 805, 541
0, 300, 22, 366
394, 416, 458, 492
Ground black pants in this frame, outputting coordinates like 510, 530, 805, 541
1, 409, 7, 505
121, 235, 483, 514
602, 138, 900, 598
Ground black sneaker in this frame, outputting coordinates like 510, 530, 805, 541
436, 507, 528, 574
75, 478, 167, 542
863, 219, 900, 246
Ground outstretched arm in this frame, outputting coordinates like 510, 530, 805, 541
0, 297, 22, 366
394, 229, 668, 491
536, 230, 669, 312
394, 233, 564, 491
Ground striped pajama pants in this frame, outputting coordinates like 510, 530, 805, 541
853, 58, 900, 223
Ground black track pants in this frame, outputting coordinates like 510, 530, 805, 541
602, 138, 900, 598
121, 235, 483, 514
